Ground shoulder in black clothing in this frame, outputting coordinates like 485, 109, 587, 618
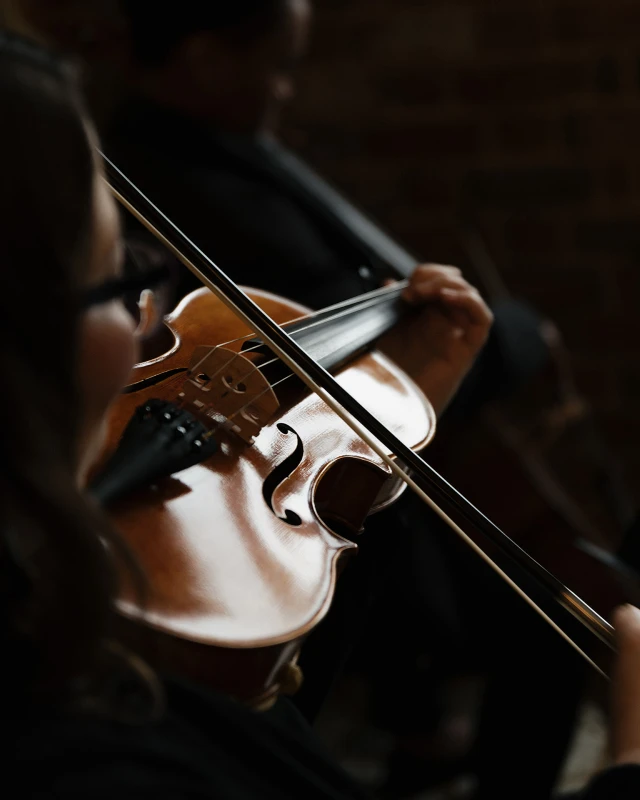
6, 676, 370, 800
105, 97, 377, 310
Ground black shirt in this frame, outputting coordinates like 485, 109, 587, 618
10, 677, 369, 799
106, 97, 383, 311
6, 675, 640, 799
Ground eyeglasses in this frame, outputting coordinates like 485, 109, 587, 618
82, 265, 171, 309
82, 242, 177, 339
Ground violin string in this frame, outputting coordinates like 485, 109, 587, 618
186, 346, 283, 401
198, 284, 411, 401
211, 280, 409, 352
182, 376, 293, 441
188, 340, 265, 377
289, 279, 409, 320
187, 281, 408, 384
226, 375, 293, 423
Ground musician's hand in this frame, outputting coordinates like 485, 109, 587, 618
378, 264, 493, 416
612, 604, 640, 765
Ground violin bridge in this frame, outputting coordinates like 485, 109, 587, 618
178, 345, 280, 443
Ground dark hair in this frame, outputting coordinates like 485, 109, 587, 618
0, 30, 145, 717
121, 0, 289, 67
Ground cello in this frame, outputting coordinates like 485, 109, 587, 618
91, 156, 634, 709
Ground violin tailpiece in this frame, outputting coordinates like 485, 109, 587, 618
90, 399, 219, 506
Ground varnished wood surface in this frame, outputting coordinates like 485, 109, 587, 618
104, 287, 435, 654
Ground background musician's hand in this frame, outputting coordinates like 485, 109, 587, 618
379, 264, 493, 417
612, 604, 640, 766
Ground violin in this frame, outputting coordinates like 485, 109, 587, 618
97, 281, 434, 706
93, 156, 632, 709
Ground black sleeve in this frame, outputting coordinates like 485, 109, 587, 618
9, 686, 371, 800
574, 765, 640, 799
107, 143, 371, 309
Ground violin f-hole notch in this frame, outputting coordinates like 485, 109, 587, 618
179, 345, 280, 443
262, 423, 304, 526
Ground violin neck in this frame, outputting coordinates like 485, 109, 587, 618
244, 282, 411, 374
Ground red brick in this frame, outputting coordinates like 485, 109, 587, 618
457, 61, 589, 106
595, 56, 620, 94
600, 166, 633, 200
504, 217, 567, 252
282, 126, 363, 161
466, 167, 591, 209
576, 217, 640, 255
379, 215, 466, 265
608, 266, 640, 315
478, 9, 547, 51
565, 111, 640, 152
621, 366, 640, 405
612, 266, 640, 295
570, 360, 620, 412
563, 316, 640, 357
400, 171, 456, 208
505, 264, 605, 316
367, 5, 477, 64
497, 116, 556, 153
364, 122, 480, 159
311, 15, 383, 59
23, 0, 127, 62
553, 2, 640, 44
290, 67, 372, 124
598, 416, 640, 460
372, 71, 448, 106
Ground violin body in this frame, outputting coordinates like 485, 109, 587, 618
103, 286, 435, 704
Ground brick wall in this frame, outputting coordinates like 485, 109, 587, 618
281, 0, 640, 500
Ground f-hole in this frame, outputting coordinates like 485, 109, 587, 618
262, 423, 304, 526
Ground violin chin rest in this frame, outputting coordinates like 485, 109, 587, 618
90, 398, 218, 507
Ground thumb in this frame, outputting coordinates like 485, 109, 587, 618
612, 604, 640, 765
